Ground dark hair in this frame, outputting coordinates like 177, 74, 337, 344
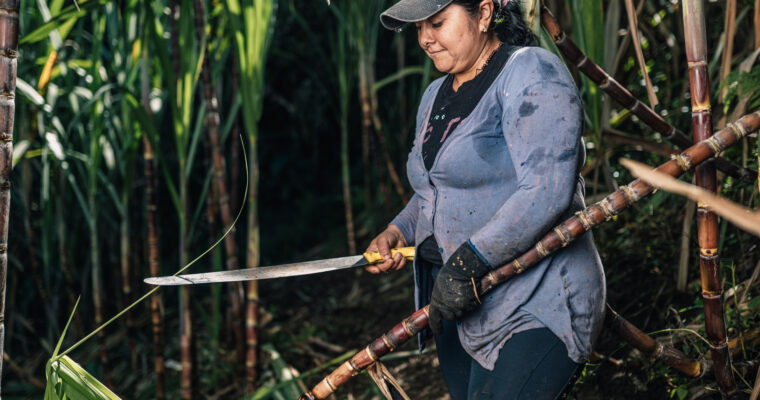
452, 0, 536, 46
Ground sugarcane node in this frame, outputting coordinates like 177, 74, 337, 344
673, 154, 692, 172
0, 244, 7, 253
653, 343, 665, 359
381, 335, 395, 351
553, 225, 571, 247
700, 247, 718, 257
535, 241, 548, 258
402, 319, 416, 337
576, 56, 590, 70
323, 376, 337, 392
575, 210, 592, 231
620, 185, 638, 204
597, 198, 615, 220
512, 258, 525, 274
687, 60, 708, 68
630, 100, 642, 113
422, 305, 430, 319
727, 122, 745, 141
704, 136, 725, 154
347, 360, 360, 376
0, 132, 10, 142
364, 345, 378, 362
487, 271, 498, 286
599, 74, 611, 89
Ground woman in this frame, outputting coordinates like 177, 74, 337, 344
365, 0, 606, 399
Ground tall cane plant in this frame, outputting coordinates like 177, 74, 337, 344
0, 0, 20, 394
681, 0, 737, 396
225, 0, 276, 391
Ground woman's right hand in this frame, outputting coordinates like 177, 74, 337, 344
365, 224, 408, 274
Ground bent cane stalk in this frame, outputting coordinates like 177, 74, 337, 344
682, 0, 736, 396
299, 112, 760, 400
0, 0, 18, 395
606, 304, 703, 377
540, 6, 757, 183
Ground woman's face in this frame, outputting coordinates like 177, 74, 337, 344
415, 2, 492, 75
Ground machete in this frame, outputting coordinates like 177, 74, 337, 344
144, 247, 415, 286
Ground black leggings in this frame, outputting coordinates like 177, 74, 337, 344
435, 320, 582, 400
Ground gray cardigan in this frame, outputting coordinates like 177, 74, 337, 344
390, 47, 606, 369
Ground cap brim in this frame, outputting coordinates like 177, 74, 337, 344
380, 0, 454, 31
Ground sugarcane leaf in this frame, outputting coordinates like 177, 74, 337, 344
17, 77, 46, 106
183, 99, 207, 178
262, 344, 302, 399
52, 296, 80, 358
44, 132, 65, 160
98, 170, 124, 215
12, 139, 30, 167
21, 0, 108, 44
676, 385, 688, 400
59, 161, 92, 222
187, 167, 214, 241
220, 92, 242, 143
58, 356, 121, 399
372, 66, 425, 93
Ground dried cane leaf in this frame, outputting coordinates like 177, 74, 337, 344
621, 158, 760, 237
623, 0, 658, 108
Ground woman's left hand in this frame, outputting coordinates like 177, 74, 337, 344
429, 242, 491, 334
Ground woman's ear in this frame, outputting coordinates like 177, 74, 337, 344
478, 0, 495, 31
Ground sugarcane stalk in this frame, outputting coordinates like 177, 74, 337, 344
246, 152, 261, 391
88, 113, 110, 390
335, 10, 357, 256
167, 0, 194, 397
193, 0, 246, 376
358, 55, 374, 208
682, 1, 736, 396
299, 112, 760, 400
540, 6, 757, 183
0, 0, 19, 396
606, 304, 703, 377
755, 0, 760, 51
120, 196, 137, 369
142, 43, 166, 400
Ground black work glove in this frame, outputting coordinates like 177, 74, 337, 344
429, 242, 491, 334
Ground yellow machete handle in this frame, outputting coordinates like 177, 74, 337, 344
363, 247, 416, 263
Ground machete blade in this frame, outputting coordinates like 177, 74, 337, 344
144, 255, 370, 286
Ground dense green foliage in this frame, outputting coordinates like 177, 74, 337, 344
3, 0, 760, 399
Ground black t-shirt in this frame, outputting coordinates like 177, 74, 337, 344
418, 43, 518, 265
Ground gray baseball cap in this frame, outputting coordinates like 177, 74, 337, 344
380, 0, 455, 31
